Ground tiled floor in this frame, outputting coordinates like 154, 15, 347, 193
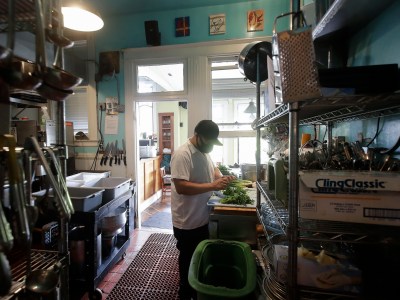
82, 193, 173, 299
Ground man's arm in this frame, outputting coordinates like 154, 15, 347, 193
173, 176, 235, 195
214, 166, 223, 179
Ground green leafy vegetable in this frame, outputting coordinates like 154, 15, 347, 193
220, 181, 254, 206
218, 164, 233, 175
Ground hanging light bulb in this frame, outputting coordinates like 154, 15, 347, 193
62, 1, 104, 32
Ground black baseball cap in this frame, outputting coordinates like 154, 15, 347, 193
194, 120, 223, 146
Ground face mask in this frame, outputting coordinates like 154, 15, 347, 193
197, 136, 214, 153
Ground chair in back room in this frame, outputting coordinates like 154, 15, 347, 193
160, 166, 171, 200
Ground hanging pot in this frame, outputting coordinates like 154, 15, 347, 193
45, 46, 82, 90
238, 41, 272, 83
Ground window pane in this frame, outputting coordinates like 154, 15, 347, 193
65, 87, 88, 134
211, 57, 264, 130
137, 63, 184, 93
209, 137, 268, 166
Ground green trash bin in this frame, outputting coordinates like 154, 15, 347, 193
188, 239, 256, 300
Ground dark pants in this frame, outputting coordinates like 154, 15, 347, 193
173, 224, 209, 300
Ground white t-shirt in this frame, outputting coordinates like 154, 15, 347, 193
170, 140, 215, 230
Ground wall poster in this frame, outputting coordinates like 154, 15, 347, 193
247, 9, 264, 32
209, 14, 226, 35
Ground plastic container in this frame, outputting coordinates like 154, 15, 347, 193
83, 177, 131, 204
66, 187, 104, 212
66, 172, 110, 187
189, 239, 256, 300
240, 164, 256, 181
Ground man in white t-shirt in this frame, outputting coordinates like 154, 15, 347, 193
170, 120, 235, 300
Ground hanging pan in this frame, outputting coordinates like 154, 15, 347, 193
44, 0, 74, 49
7, 58, 43, 90
34, 0, 81, 101
238, 41, 272, 83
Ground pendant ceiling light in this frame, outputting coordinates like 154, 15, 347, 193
244, 100, 257, 119
244, 100, 257, 113
61, 1, 104, 32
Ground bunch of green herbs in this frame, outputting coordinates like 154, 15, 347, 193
220, 182, 254, 206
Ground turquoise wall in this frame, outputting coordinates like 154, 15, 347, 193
333, 1, 400, 150
88, 0, 400, 154
91, 0, 290, 149
347, 1, 400, 67
95, 1, 289, 52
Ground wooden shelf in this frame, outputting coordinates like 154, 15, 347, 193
158, 113, 174, 154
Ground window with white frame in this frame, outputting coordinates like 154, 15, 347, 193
137, 63, 185, 94
123, 38, 272, 173
210, 56, 267, 165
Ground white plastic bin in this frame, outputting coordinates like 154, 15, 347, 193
83, 177, 131, 204
66, 172, 110, 187
48, 187, 105, 212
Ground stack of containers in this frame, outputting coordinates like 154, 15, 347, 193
65, 171, 132, 210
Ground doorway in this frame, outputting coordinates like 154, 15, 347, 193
135, 99, 188, 227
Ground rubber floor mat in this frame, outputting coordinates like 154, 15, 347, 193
106, 233, 179, 300
141, 211, 173, 230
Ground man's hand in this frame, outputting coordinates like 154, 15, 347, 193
213, 175, 236, 190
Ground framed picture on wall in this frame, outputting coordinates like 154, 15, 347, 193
247, 9, 264, 32
175, 16, 190, 37
209, 14, 226, 35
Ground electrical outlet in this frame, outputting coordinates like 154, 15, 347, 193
98, 102, 106, 111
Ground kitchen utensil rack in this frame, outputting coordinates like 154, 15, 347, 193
0, 1, 79, 299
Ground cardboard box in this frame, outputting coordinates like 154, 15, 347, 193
273, 245, 361, 293
299, 171, 400, 226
